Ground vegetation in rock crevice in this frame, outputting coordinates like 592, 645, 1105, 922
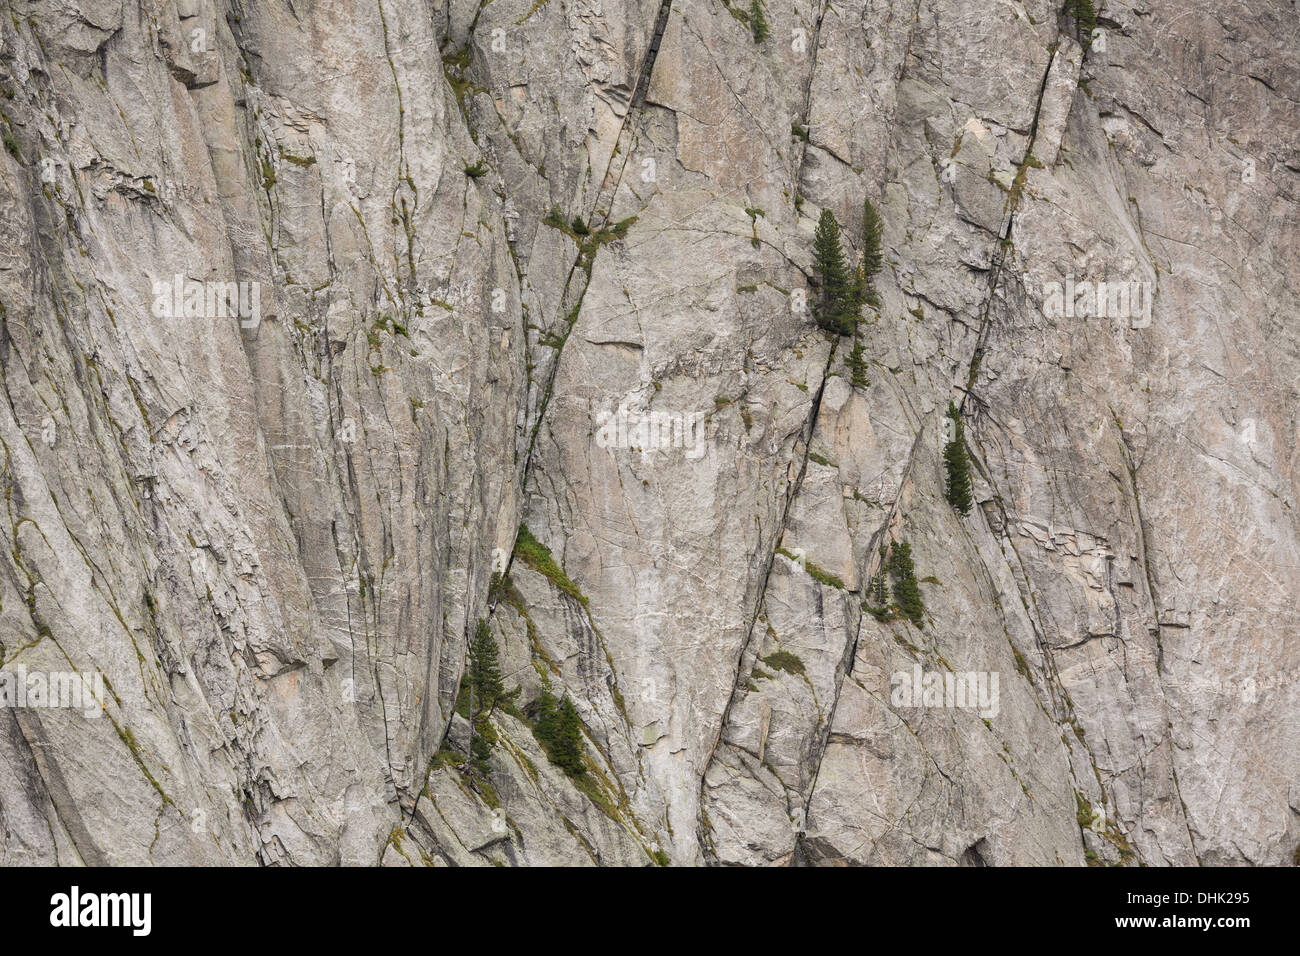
846, 337, 870, 389
888, 541, 926, 626
749, 0, 770, 43
513, 523, 588, 605
943, 402, 974, 515
863, 541, 927, 627
531, 683, 586, 778
761, 649, 806, 677
1065, 0, 1098, 48
812, 209, 855, 336
465, 617, 506, 774
776, 546, 846, 590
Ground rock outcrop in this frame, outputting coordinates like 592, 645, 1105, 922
0, 0, 1295, 866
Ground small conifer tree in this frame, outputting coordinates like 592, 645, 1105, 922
812, 209, 854, 335
943, 402, 974, 515
531, 686, 586, 778
553, 696, 586, 776
846, 337, 870, 389
888, 541, 926, 627
1067, 0, 1098, 46
872, 560, 889, 605
861, 197, 884, 285
750, 0, 770, 42
470, 718, 494, 774
464, 617, 504, 773
467, 617, 504, 715
849, 265, 868, 315
533, 686, 560, 748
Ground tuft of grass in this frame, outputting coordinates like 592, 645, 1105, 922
278, 148, 317, 167
776, 547, 846, 590
1075, 791, 1096, 828
543, 205, 567, 229
429, 745, 465, 772
761, 649, 806, 677
513, 524, 587, 605
862, 602, 895, 623
463, 160, 488, 179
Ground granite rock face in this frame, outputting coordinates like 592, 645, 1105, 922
0, 0, 1296, 866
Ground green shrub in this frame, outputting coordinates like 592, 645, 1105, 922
776, 546, 846, 589
543, 205, 567, 229
1075, 791, 1096, 827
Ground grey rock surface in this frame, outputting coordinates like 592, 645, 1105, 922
0, 0, 1295, 866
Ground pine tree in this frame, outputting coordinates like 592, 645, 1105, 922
846, 336, 870, 389
943, 402, 973, 516
860, 197, 884, 310
470, 718, 494, 774
872, 557, 889, 606
531, 685, 585, 778
551, 696, 586, 777
533, 686, 559, 748
812, 209, 854, 336
888, 541, 926, 627
467, 617, 504, 716
1067, 0, 1098, 45
463, 618, 504, 774
861, 197, 883, 281
862, 550, 894, 621
749, 0, 770, 43
849, 264, 869, 316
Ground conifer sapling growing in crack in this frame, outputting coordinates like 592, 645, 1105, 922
466, 617, 505, 774
858, 196, 884, 311
750, 0, 770, 43
532, 681, 586, 779
844, 197, 885, 385
846, 337, 870, 389
888, 541, 926, 627
1066, 0, 1099, 48
943, 402, 974, 516
812, 209, 855, 336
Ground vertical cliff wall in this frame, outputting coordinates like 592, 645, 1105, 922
0, 0, 1295, 866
